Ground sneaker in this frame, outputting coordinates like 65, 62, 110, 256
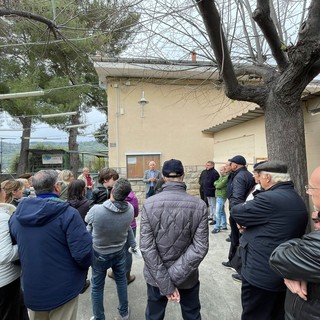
128, 247, 142, 259
222, 261, 236, 272
211, 229, 220, 234
232, 273, 242, 282
120, 307, 130, 320
209, 220, 216, 225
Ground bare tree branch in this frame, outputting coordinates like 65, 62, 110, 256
252, 0, 289, 71
0, 9, 59, 35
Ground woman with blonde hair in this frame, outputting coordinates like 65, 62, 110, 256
1, 180, 24, 207
0, 182, 29, 319
57, 170, 74, 201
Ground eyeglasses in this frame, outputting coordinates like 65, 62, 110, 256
305, 185, 320, 191
312, 210, 320, 223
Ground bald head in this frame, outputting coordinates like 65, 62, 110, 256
307, 167, 320, 210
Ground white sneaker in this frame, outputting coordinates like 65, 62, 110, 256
128, 247, 142, 259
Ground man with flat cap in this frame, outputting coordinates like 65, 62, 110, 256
231, 160, 308, 320
140, 159, 209, 320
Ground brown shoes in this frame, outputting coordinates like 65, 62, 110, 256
107, 271, 136, 285
126, 273, 136, 284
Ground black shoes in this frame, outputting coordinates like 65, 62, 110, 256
232, 273, 242, 282
222, 261, 236, 272
80, 280, 90, 294
222, 261, 233, 269
209, 220, 216, 225
225, 236, 231, 242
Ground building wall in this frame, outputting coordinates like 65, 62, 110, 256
304, 100, 320, 174
213, 116, 267, 170
105, 75, 320, 206
107, 78, 257, 169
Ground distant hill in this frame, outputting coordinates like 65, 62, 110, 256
1, 140, 107, 173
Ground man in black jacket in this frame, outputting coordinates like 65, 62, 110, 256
232, 160, 308, 320
222, 155, 255, 280
201, 161, 219, 223
269, 166, 320, 320
91, 168, 119, 205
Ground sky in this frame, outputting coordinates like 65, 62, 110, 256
0, 108, 106, 144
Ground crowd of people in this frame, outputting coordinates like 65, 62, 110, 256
0, 157, 319, 320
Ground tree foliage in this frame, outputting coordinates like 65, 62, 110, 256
0, 0, 140, 174
126, 0, 315, 203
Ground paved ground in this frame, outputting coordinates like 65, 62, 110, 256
77, 219, 242, 320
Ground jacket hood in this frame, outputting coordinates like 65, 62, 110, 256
68, 198, 88, 210
103, 199, 130, 213
14, 197, 70, 226
0, 203, 16, 215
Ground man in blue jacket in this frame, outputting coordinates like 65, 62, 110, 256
10, 170, 92, 320
231, 161, 308, 320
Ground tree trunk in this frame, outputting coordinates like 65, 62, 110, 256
17, 117, 31, 176
68, 128, 80, 177
264, 93, 308, 204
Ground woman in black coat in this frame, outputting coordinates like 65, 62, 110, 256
67, 179, 91, 222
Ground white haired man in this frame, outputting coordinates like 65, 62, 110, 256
143, 161, 161, 198
231, 160, 308, 320
270, 166, 320, 319
10, 170, 92, 320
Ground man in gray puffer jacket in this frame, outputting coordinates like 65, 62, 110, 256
140, 159, 209, 320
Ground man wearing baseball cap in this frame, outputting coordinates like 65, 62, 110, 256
140, 159, 209, 320
222, 155, 255, 281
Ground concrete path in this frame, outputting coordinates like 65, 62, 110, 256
77, 220, 242, 320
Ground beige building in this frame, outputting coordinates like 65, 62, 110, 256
92, 57, 320, 202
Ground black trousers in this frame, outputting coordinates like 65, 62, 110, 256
145, 282, 201, 320
228, 215, 240, 261
241, 278, 285, 320
0, 277, 29, 320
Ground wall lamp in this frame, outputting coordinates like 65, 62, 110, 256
138, 91, 149, 118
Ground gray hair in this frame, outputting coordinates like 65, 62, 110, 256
112, 178, 132, 201
260, 171, 291, 184
32, 170, 59, 195
164, 175, 184, 182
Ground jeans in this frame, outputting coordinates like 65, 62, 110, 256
145, 282, 201, 320
86, 188, 93, 200
206, 197, 216, 219
214, 198, 227, 230
146, 186, 155, 198
91, 247, 128, 320
125, 228, 136, 273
